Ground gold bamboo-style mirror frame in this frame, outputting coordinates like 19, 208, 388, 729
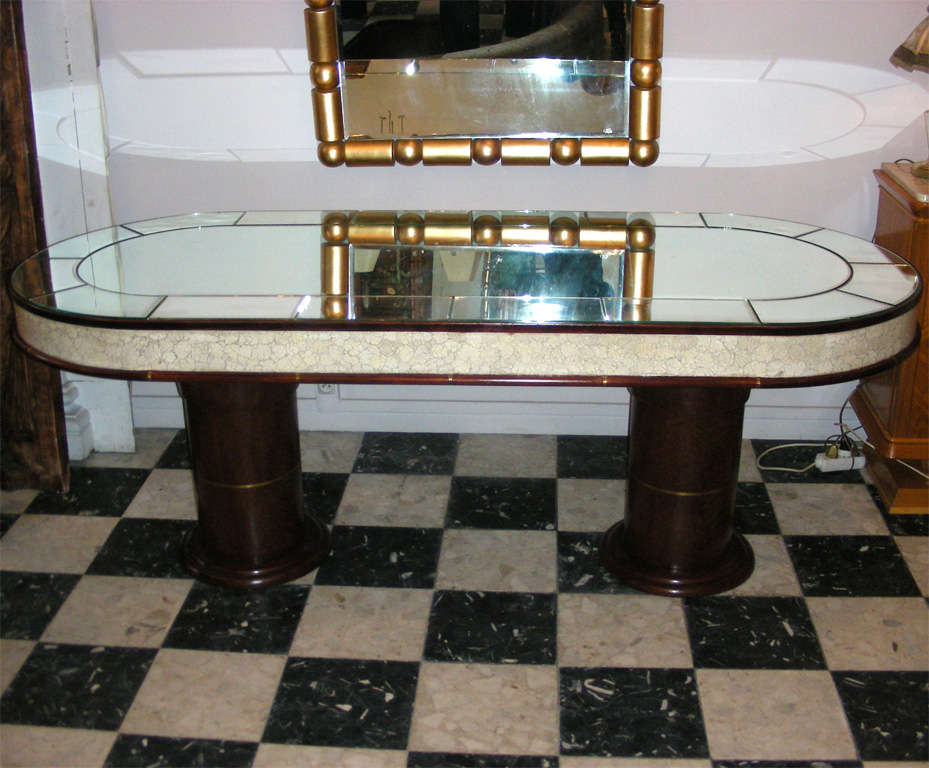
304, 0, 663, 168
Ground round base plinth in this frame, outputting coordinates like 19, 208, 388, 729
183, 517, 330, 589
601, 521, 755, 597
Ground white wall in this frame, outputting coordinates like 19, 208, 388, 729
31, 0, 929, 438
23, 0, 135, 457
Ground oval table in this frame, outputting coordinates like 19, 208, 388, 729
9, 210, 921, 594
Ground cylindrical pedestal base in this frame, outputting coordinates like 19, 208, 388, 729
601, 386, 755, 596
179, 381, 329, 588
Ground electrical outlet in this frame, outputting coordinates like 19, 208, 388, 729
815, 451, 865, 472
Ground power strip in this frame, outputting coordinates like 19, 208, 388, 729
815, 450, 866, 472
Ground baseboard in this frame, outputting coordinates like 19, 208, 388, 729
129, 382, 852, 439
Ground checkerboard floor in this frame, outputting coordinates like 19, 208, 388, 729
1, 429, 927, 768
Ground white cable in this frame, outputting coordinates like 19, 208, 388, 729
840, 422, 929, 481
755, 442, 819, 473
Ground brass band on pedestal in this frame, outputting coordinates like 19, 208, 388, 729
304, 0, 662, 167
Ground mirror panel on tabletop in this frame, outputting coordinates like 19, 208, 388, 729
304, 0, 663, 167
11, 211, 918, 331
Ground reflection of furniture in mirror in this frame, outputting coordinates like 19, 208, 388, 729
850, 165, 929, 513
11, 211, 920, 593
341, 2, 618, 60
303, 0, 662, 167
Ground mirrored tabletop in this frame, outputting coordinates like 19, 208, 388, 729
11, 211, 920, 331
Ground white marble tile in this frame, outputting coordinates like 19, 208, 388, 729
121, 649, 286, 741
0, 515, 117, 573
408, 662, 559, 755
300, 431, 364, 473
738, 439, 763, 482
0, 725, 116, 768
560, 760, 712, 768
335, 474, 450, 528
896, 535, 929, 597
697, 669, 857, 760
767, 482, 889, 535
455, 434, 557, 478
558, 593, 692, 668
253, 745, 407, 768
290, 586, 432, 661
123, 469, 197, 520
0, 489, 38, 516
723, 535, 802, 597
807, 597, 929, 671
76, 429, 177, 469
0, 640, 35, 692
557, 479, 625, 532
42, 576, 192, 648
436, 529, 557, 593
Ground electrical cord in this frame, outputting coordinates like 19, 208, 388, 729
755, 442, 820, 473
838, 421, 929, 481
755, 395, 929, 480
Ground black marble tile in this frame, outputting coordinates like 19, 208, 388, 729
263, 657, 419, 749
23, 467, 150, 517
423, 590, 556, 664
163, 582, 310, 654
303, 472, 349, 525
684, 596, 826, 669
408, 755, 557, 767
87, 518, 195, 579
885, 512, 929, 537
155, 429, 191, 469
0, 571, 81, 640
713, 761, 861, 767
352, 432, 458, 475
557, 532, 634, 594
0, 642, 156, 730
785, 535, 921, 597
104, 735, 258, 768
313, 525, 442, 588
556, 436, 627, 479
833, 670, 929, 761
447, 477, 557, 531
752, 440, 865, 484
733, 482, 780, 535
560, 667, 708, 758
0, 513, 18, 538
869, 485, 929, 536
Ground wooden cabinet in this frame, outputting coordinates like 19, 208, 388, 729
850, 165, 928, 513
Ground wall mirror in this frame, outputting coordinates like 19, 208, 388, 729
304, 0, 663, 167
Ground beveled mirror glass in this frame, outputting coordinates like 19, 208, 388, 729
304, 0, 663, 167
